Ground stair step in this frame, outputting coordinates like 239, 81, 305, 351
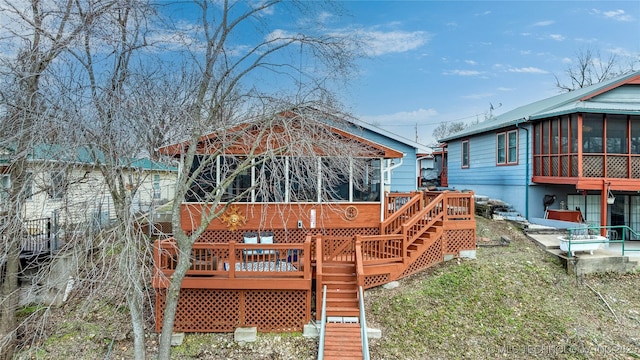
322, 264, 355, 274
327, 299, 359, 307
325, 307, 360, 317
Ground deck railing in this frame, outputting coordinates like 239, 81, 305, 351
567, 225, 640, 257
21, 217, 52, 254
154, 238, 311, 279
384, 192, 419, 218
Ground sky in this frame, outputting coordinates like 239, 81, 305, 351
328, 1, 640, 145
0, 1, 637, 148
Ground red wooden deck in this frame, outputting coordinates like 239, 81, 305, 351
152, 190, 476, 333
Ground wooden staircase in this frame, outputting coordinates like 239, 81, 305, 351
319, 262, 365, 360
322, 263, 359, 317
322, 322, 363, 359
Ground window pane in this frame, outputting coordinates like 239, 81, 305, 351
631, 116, 640, 154
321, 158, 349, 202
508, 131, 517, 163
221, 156, 251, 202
462, 141, 469, 167
353, 158, 381, 202
542, 121, 549, 154
606, 114, 627, 154
256, 156, 287, 202
571, 114, 578, 153
551, 118, 559, 154
497, 133, 506, 163
289, 157, 318, 202
583, 113, 603, 153
49, 171, 66, 199
561, 116, 569, 153
534, 122, 541, 155
186, 155, 218, 202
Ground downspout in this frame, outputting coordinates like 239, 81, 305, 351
380, 156, 404, 221
416, 155, 431, 188
516, 119, 530, 220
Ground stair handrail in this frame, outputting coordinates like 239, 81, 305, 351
317, 284, 328, 360
354, 238, 365, 289
359, 286, 370, 360
401, 192, 446, 257
381, 192, 423, 235
568, 224, 640, 257
315, 235, 324, 321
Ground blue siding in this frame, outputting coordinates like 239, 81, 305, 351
447, 125, 532, 216
347, 125, 419, 192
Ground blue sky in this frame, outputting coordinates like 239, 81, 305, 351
328, 1, 640, 145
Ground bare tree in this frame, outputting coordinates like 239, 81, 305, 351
0, 1, 116, 357
554, 46, 637, 92
151, 1, 360, 358
432, 121, 467, 144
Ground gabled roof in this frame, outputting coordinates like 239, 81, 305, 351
345, 118, 432, 154
441, 70, 640, 142
159, 109, 408, 159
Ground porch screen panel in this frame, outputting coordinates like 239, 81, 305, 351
630, 196, 640, 240
632, 116, 640, 154
606, 114, 628, 154
583, 114, 604, 153
561, 116, 569, 153
256, 157, 287, 202
570, 114, 578, 153
551, 118, 559, 154
353, 158, 381, 202
220, 156, 251, 202
321, 158, 349, 202
289, 157, 319, 202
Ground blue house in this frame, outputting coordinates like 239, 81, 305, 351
341, 118, 432, 193
441, 71, 640, 237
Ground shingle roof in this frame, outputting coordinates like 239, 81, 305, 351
440, 70, 640, 142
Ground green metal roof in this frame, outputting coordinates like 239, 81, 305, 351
440, 70, 640, 142
0, 144, 177, 172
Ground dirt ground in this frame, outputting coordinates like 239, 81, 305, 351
13, 216, 640, 359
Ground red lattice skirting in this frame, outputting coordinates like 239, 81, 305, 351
155, 288, 311, 332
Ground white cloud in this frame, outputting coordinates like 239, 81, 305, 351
443, 69, 484, 76
533, 20, 554, 27
357, 30, 431, 56
592, 8, 634, 22
497, 87, 514, 92
462, 93, 493, 100
561, 57, 572, 64
361, 108, 438, 124
465, 60, 478, 65
549, 34, 565, 41
508, 67, 548, 74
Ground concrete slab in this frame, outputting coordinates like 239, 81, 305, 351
367, 328, 382, 339
526, 233, 562, 249
527, 231, 640, 275
170, 332, 185, 346
234, 327, 257, 343
303, 323, 319, 338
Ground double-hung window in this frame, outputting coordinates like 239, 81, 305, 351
497, 130, 518, 165
461, 140, 469, 168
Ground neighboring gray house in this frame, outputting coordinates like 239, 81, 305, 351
441, 71, 640, 237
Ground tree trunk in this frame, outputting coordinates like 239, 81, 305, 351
0, 160, 28, 359
157, 239, 192, 360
